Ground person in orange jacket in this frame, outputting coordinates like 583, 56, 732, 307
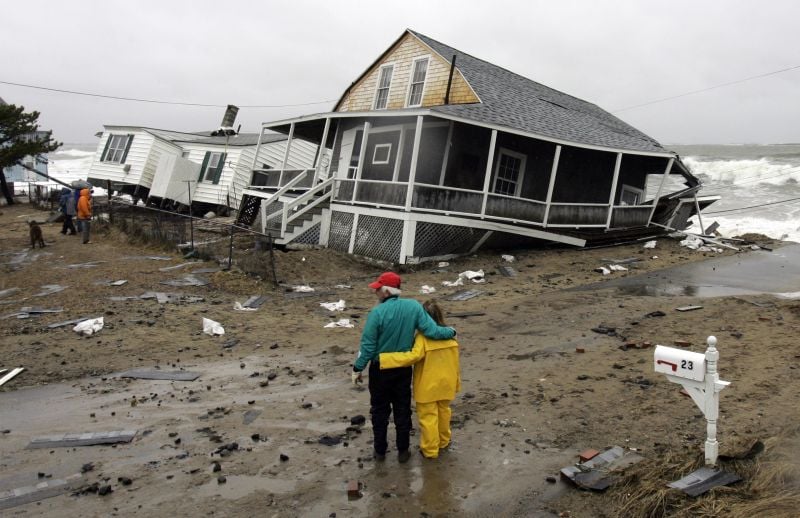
379, 300, 460, 459
76, 188, 93, 244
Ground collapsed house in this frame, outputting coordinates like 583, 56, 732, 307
86, 106, 317, 215
237, 29, 717, 263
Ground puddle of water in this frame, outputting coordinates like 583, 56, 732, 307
575, 245, 800, 297
196, 475, 296, 499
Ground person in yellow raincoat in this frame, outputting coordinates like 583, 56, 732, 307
379, 300, 460, 459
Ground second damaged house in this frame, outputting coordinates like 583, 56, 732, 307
238, 29, 718, 263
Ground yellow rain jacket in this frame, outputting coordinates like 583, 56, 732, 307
380, 333, 460, 403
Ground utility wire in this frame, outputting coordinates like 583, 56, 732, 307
612, 64, 800, 112
0, 80, 336, 108
705, 196, 800, 215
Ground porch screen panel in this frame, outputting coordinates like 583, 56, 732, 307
485, 195, 545, 223
414, 126, 449, 185
617, 155, 670, 203
361, 131, 400, 181
494, 133, 556, 201
551, 146, 616, 203
442, 124, 491, 190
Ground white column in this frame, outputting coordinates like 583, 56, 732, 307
249, 126, 265, 172
398, 218, 416, 264
279, 122, 295, 187
480, 130, 498, 217
404, 116, 424, 210
542, 145, 561, 227
694, 193, 706, 235
647, 157, 674, 225
704, 335, 720, 466
354, 122, 371, 202
605, 153, 623, 229
318, 208, 331, 247
348, 213, 360, 254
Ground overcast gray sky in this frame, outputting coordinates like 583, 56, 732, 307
3, 0, 799, 145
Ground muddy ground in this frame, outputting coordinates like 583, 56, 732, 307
1, 202, 799, 517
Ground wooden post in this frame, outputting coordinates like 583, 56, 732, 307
354, 122, 371, 202
106, 180, 113, 224
439, 121, 454, 186
647, 158, 674, 225
543, 145, 561, 227
480, 130, 498, 217
405, 116, 424, 211
312, 117, 331, 185
605, 153, 623, 229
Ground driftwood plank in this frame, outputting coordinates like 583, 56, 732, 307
26, 430, 137, 449
0, 367, 25, 387
117, 369, 201, 381
0, 474, 83, 510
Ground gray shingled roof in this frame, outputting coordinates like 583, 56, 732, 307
409, 30, 667, 154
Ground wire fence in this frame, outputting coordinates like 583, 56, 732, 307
94, 198, 279, 286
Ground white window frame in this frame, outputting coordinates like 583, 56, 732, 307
373, 63, 394, 110
620, 184, 644, 206
203, 152, 223, 182
492, 148, 527, 197
103, 134, 132, 163
372, 143, 392, 165
405, 55, 430, 108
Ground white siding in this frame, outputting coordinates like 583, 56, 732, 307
88, 128, 156, 186
182, 145, 246, 209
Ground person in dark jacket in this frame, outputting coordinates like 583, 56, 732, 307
59, 188, 77, 235
352, 272, 455, 463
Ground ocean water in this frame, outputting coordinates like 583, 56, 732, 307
672, 144, 800, 242
42, 143, 800, 242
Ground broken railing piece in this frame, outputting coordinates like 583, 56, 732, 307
0, 367, 25, 387
26, 430, 138, 449
116, 369, 201, 381
0, 473, 83, 511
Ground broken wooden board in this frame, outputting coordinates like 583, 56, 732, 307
447, 290, 483, 301
158, 262, 196, 272
560, 446, 643, 491
668, 466, 741, 496
123, 255, 172, 261
160, 275, 209, 287
33, 285, 66, 297
61, 261, 106, 269
19, 307, 63, 314
497, 266, 517, 277
0, 367, 25, 387
0, 288, 20, 299
116, 369, 201, 381
0, 473, 83, 510
676, 305, 703, 312
94, 279, 128, 286
26, 430, 137, 449
192, 268, 221, 274
447, 311, 487, 318
243, 295, 269, 309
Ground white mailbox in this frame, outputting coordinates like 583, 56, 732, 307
654, 346, 706, 382
654, 336, 730, 466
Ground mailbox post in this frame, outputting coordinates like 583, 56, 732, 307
654, 336, 730, 466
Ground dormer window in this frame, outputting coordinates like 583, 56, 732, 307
406, 57, 429, 107
374, 64, 394, 110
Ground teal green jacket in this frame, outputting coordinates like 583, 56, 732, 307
354, 296, 455, 372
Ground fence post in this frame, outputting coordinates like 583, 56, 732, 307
107, 180, 113, 224
268, 232, 278, 288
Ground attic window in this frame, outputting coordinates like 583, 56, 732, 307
406, 57, 429, 107
374, 64, 394, 110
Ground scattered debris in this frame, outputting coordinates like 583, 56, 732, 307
498, 266, 517, 277
676, 305, 703, 312
124, 255, 172, 261
27, 430, 138, 449
0, 288, 20, 299
34, 284, 66, 296
158, 263, 195, 272
560, 446, 643, 491
160, 275, 209, 287
643, 240, 657, 249
442, 270, 485, 287
501, 254, 515, 262
668, 466, 741, 496
117, 369, 201, 381
202, 318, 225, 336
292, 285, 315, 293
241, 295, 268, 309
320, 300, 346, 312
94, 280, 127, 287
73, 317, 104, 336
243, 410, 262, 425
447, 290, 483, 302
0, 367, 25, 387
437, 262, 450, 267
594, 267, 610, 275
420, 285, 436, 294
324, 319, 354, 328
447, 311, 486, 318
233, 301, 256, 311
61, 261, 106, 269
140, 292, 205, 304
347, 480, 363, 500
645, 310, 666, 318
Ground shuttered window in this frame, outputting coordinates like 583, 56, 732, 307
101, 134, 133, 163
406, 57, 429, 107
200, 151, 226, 184
374, 65, 394, 110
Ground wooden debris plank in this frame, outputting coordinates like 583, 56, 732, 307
0, 474, 83, 510
117, 369, 201, 381
47, 317, 91, 329
497, 266, 517, 277
26, 430, 137, 449
447, 312, 487, 318
243, 295, 269, 309
0, 367, 25, 387
676, 305, 704, 312
447, 290, 483, 301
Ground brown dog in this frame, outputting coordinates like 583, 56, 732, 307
29, 221, 45, 248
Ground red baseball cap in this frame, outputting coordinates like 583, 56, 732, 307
368, 272, 401, 289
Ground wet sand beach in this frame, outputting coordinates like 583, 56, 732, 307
1, 203, 799, 517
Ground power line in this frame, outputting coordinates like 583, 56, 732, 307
612, 64, 800, 113
705, 196, 800, 215
0, 80, 336, 109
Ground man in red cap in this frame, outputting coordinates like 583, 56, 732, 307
352, 271, 456, 463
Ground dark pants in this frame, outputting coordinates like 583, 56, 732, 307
368, 361, 412, 456
61, 215, 76, 234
